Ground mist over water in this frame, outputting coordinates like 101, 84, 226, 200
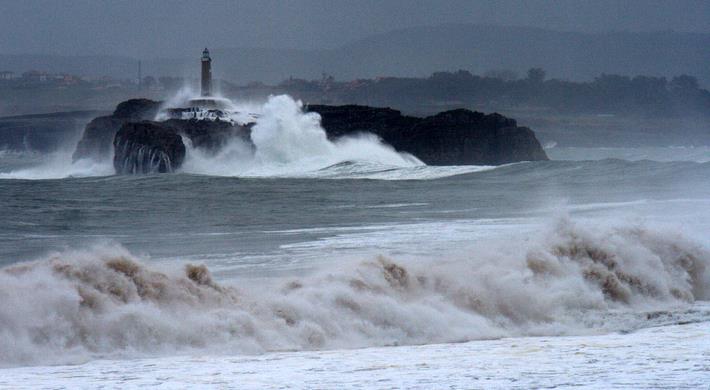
0, 150, 113, 180
0, 120, 113, 180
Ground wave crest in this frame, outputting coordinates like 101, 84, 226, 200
1, 218, 708, 366
180, 95, 423, 177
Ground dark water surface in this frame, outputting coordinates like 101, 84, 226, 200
1, 159, 708, 272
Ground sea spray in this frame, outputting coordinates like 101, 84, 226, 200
1, 217, 708, 366
0, 121, 114, 180
0, 94, 421, 180
181, 95, 422, 177
0, 148, 114, 180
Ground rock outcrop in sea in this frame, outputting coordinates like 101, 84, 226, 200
113, 122, 185, 174
307, 105, 549, 165
73, 98, 548, 174
73, 99, 162, 161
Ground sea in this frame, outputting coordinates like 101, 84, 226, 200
0, 95, 708, 389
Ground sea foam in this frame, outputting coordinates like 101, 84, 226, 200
1, 217, 707, 366
180, 95, 423, 177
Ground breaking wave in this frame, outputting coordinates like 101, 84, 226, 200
0, 95, 427, 180
181, 95, 423, 177
1, 217, 708, 366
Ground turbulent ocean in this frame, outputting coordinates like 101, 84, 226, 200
0, 96, 709, 388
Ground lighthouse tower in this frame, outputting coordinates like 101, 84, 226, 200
201, 48, 212, 97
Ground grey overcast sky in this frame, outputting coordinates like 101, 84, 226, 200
1, 0, 709, 58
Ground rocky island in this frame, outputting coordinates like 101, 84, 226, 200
71, 98, 548, 174
71, 48, 547, 174
308, 104, 548, 166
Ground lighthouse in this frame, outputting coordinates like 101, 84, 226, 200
177, 48, 231, 112
201, 48, 212, 96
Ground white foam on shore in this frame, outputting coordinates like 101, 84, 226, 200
1, 317, 708, 389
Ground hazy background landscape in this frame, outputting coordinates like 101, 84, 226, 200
2, 24, 710, 85
1, 0, 709, 147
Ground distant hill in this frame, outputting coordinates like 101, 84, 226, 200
2, 24, 709, 86
328, 25, 710, 85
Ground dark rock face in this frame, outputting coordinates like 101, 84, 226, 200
396, 109, 548, 165
73, 99, 162, 161
73, 116, 126, 161
305, 105, 420, 139
112, 99, 162, 121
307, 105, 548, 165
113, 122, 185, 174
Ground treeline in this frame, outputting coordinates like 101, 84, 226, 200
256, 69, 710, 117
